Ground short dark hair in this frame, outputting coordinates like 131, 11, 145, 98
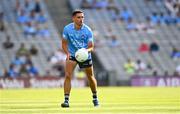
72, 10, 84, 17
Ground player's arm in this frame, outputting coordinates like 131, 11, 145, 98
62, 38, 70, 60
62, 27, 70, 60
87, 41, 94, 52
87, 28, 94, 52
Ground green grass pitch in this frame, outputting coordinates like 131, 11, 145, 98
0, 87, 180, 114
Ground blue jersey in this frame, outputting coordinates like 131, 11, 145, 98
62, 23, 93, 59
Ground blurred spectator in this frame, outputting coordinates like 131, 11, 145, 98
0, 11, 5, 32
165, 0, 180, 16
145, 16, 156, 34
175, 11, 180, 25
152, 70, 158, 76
15, 0, 20, 13
20, 63, 39, 77
164, 0, 180, 25
23, 22, 37, 37
11, 55, 24, 66
138, 42, 149, 53
49, 49, 66, 77
34, 0, 42, 13
124, 59, 136, 74
8, 64, 20, 78
2, 69, 9, 78
171, 47, 180, 59
28, 10, 37, 23
81, 0, 94, 9
108, 35, 120, 47
159, 12, 169, 25
166, 11, 176, 24
29, 45, 38, 56
19, 64, 28, 77
110, 8, 121, 21
136, 21, 147, 31
105, 27, 115, 38
11, 54, 37, 77
106, 0, 117, 11
16, 43, 29, 56
15, 0, 49, 39
25, 55, 33, 65
120, 6, 133, 22
16, 9, 29, 24
37, 26, 50, 38
126, 18, 137, 31
49, 49, 66, 65
173, 71, 179, 76
150, 12, 160, 25
23, 0, 34, 13
149, 41, 160, 53
94, 0, 108, 9
2, 36, 14, 49
27, 63, 39, 77
36, 11, 47, 23
134, 59, 147, 72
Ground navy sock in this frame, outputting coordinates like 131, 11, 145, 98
64, 94, 69, 103
92, 91, 98, 101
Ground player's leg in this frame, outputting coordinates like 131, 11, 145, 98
61, 59, 77, 108
84, 66, 99, 107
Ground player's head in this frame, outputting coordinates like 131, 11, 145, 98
72, 10, 84, 27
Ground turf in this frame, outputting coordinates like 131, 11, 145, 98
0, 87, 180, 114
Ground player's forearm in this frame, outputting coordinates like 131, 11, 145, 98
87, 41, 94, 52
62, 45, 69, 55
62, 47, 69, 55
62, 39, 69, 55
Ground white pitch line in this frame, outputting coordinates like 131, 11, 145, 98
3, 100, 176, 103
1, 113, 180, 114
0, 106, 179, 111
0, 103, 179, 107
0, 104, 179, 109
0, 101, 178, 105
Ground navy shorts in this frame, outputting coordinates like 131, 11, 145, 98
69, 56, 92, 68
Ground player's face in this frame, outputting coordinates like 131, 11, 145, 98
73, 13, 84, 27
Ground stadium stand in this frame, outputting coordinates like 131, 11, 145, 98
0, 0, 62, 77
0, 0, 179, 85
68, 0, 180, 84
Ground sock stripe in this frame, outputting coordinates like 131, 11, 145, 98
64, 94, 69, 102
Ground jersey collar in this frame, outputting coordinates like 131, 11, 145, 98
73, 23, 85, 30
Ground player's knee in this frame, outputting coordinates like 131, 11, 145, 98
87, 73, 93, 78
65, 72, 72, 80
87, 74, 95, 80
86, 71, 93, 77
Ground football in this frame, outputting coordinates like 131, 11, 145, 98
75, 48, 88, 62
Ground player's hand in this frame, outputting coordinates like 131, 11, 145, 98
87, 47, 93, 52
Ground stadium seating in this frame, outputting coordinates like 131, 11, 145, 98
0, 0, 179, 84
69, 0, 180, 82
0, 0, 61, 76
